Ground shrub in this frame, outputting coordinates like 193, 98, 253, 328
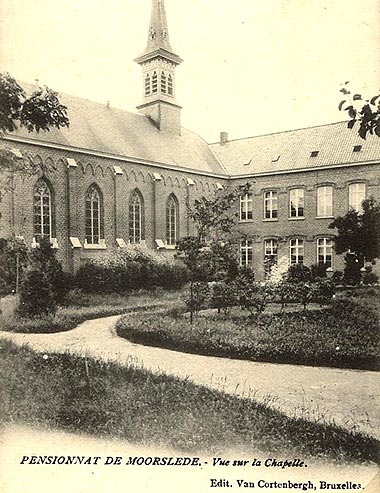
343, 253, 362, 285
18, 270, 57, 317
287, 264, 311, 284
75, 247, 188, 294
17, 238, 68, 317
0, 237, 28, 295
184, 282, 210, 315
210, 281, 238, 315
275, 281, 297, 309
332, 270, 344, 285
310, 263, 328, 280
362, 265, 379, 285
311, 279, 336, 305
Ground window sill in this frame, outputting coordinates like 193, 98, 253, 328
316, 216, 334, 220
288, 217, 305, 221
262, 218, 278, 222
239, 219, 254, 224
83, 241, 107, 250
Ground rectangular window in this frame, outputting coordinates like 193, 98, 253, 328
289, 239, 304, 265
289, 189, 304, 218
317, 238, 333, 268
349, 183, 366, 211
240, 240, 253, 266
264, 191, 278, 219
317, 186, 333, 217
240, 193, 253, 221
264, 239, 278, 277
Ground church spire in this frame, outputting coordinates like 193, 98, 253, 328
135, 0, 183, 135
135, 0, 182, 65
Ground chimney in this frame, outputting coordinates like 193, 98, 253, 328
220, 131, 228, 146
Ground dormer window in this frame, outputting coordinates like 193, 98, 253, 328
161, 71, 167, 94
152, 72, 158, 94
145, 74, 151, 96
353, 145, 362, 152
168, 74, 173, 96
310, 150, 319, 157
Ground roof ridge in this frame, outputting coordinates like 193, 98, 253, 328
208, 120, 351, 145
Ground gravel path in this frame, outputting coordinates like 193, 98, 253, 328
1, 314, 379, 439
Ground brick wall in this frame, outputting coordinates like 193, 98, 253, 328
230, 163, 380, 279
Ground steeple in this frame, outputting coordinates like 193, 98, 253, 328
136, 0, 182, 65
135, 0, 183, 135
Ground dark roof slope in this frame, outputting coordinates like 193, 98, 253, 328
10, 89, 224, 175
210, 121, 380, 176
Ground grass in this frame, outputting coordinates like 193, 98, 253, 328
0, 339, 378, 463
116, 289, 380, 371
0, 289, 180, 334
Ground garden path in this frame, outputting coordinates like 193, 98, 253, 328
1, 314, 379, 439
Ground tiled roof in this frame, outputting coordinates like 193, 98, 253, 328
210, 122, 380, 176
9, 88, 224, 175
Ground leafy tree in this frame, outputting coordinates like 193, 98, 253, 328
176, 183, 250, 323
339, 82, 380, 139
329, 198, 380, 266
0, 72, 69, 174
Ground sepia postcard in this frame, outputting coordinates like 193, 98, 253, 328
0, 0, 379, 492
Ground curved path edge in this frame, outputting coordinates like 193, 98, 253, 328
1, 313, 379, 439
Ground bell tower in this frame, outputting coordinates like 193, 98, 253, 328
135, 0, 183, 135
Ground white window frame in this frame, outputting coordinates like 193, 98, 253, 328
349, 183, 366, 212
317, 186, 333, 217
264, 239, 278, 276
289, 188, 305, 218
289, 238, 304, 265
33, 179, 52, 240
317, 238, 333, 268
240, 239, 253, 266
240, 193, 253, 221
129, 192, 143, 244
166, 195, 178, 245
264, 190, 278, 219
85, 186, 102, 245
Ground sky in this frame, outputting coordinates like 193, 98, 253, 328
0, 0, 379, 143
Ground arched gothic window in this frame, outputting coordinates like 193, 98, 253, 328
168, 74, 173, 96
152, 72, 158, 94
129, 191, 144, 244
166, 194, 178, 245
33, 178, 53, 240
85, 185, 102, 244
145, 74, 151, 96
161, 71, 167, 94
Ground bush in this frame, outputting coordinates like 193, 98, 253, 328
184, 282, 210, 315
18, 270, 57, 318
0, 237, 28, 295
362, 265, 379, 285
287, 264, 311, 284
343, 254, 362, 285
310, 263, 328, 280
311, 279, 336, 305
332, 270, 344, 285
210, 281, 238, 315
17, 238, 68, 317
75, 247, 188, 294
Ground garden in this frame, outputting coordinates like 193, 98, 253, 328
0, 189, 379, 464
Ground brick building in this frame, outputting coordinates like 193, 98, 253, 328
1, 0, 380, 279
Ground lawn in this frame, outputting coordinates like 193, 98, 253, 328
0, 289, 180, 334
116, 288, 380, 371
0, 339, 378, 463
